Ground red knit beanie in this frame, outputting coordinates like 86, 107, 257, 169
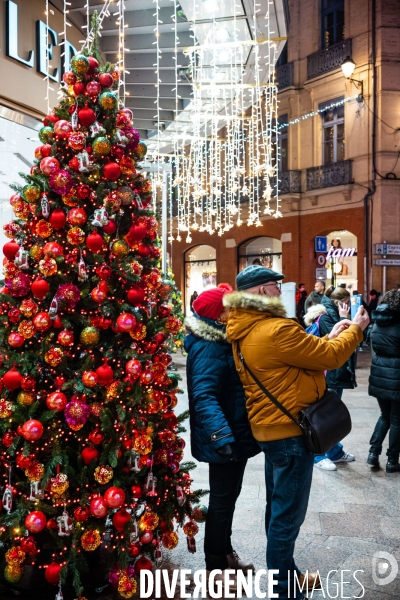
192, 284, 233, 320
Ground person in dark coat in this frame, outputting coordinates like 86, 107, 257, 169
368, 289, 400, 473
313, 286, 356, 470
184, 284, 259, 587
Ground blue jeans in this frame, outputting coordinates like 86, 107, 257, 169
259, 435, 314, 599
314, 387, 345, 464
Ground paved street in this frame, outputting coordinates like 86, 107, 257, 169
2, 349, 399, 600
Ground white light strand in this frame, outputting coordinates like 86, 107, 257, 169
44, 0, 50, 113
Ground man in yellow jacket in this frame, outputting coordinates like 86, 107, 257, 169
225, 265, 369, 600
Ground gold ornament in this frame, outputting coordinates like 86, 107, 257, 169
161, 531, 178, 550
17, 392, 35, 406
111, 240, 129, 257
141, 179, 152, 193
39, 257, 57, 277
183, 520, 199, 537
81, 529, 101, 551
29, 244, 44, 261
90, 403, 103, 417
133, 434, 152, 455
129, 324, 146, 341
67, 227, 85, 246
4, 564, 24, 583
25, 462, 45, 482
45, 347, 64, 367
0, 401, 13, 418
94, 465, 113, 485
20, 299, 39, 318
118, 575, 137, 599
105, 381, 119, 401
139, 512, 159, 531
88, 170, 101, 183
18, 320, 35, 339
5, 547, 26, 566
80, 327, 100, 346
50, 473, 69, 497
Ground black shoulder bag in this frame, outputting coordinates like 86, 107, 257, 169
237, 346, 352, 455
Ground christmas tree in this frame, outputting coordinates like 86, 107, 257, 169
0, 38, 204, 599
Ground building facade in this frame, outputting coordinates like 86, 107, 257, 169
171, 0, 400, 312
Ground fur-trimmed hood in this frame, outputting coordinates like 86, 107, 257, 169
303, 304, 327, 327
223, 291, 287, 317
184, 315, 227, 343
224, 291, 287, 343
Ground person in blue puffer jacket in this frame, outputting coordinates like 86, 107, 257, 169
184, 284, 259, 587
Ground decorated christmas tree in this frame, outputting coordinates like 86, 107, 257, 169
0, 36, 204, 599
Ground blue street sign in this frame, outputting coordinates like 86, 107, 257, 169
315, 236, 328, 253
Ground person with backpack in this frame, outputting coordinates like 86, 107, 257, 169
304, 286, 357, 472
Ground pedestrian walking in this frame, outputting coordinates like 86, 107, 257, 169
304, 280, 325, 312
313, 286, 357, 471
368, 289, 400, 473
225, 265, 369, 600
184, 284, 259, 592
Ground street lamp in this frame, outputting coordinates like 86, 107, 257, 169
341, 56, 364, 101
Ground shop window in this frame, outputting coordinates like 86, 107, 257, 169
185, 245, 217, 315
325, 229, 357, 290
238, 237, 282, 274
320, 99, 344, 164
321, 0, 345, 49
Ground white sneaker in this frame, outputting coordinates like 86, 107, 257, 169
333, 452, 355, 463
314, 458, 337, 471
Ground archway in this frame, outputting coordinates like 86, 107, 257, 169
238, 237, 283, 274
184, 245, 217, 314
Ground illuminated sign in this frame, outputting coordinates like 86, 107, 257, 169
326, 246, 356, 259
5, 0, 77, 81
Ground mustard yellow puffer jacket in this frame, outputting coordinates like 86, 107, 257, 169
224, 292, 363, 442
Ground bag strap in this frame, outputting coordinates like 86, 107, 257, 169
236, 343, 301, 427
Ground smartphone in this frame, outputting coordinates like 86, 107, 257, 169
350, 294, 362, 320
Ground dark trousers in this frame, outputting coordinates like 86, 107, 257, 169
204, 460, 247, 571
370, 398, 400, 462
259, 436, 314, 600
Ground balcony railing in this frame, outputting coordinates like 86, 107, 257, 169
277, 170, 302, 194
276, 62, 294, 91
307, 38, 352, 80
306, 160, 352, 191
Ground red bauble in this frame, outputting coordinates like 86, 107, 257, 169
87, 56, 99, 73
74, 506, 90, 522
3, 367, 22, 390
55, 375, 66, 388
2, 431, 16, 447
90, 496, 108, 518
7, 308, 20, 323
116, 312, 136, 332
131, 484, 143, 499
39, 143, 52, 158
21, 375, 36, 391
140, 370, 154, 385
54, 119, 72, 138
46, 391, 67, 412
76, 184, 91, 199
52, 316, 64, 329
95, 265, 112, 280
3, 240, 20, 260
49, 208, 66, 230
127, 286, 145, 306
151, 247, 161, 259
98, 281, 109, 294
21, 420, 44, 441
112, 507, 131, 532
128, 543, 141, 558
82, 371, 98, 388
96, 360, 114, 386
32, 311, 52, 332
25, 511, 47, 533
134, 556, 152, 575
57, 330, 74, 346
43, 242, 64, 257
73, 82, 86, 96
137, 243, 152, 258
81, 446, 99, 465
63, 71, 76, 85
88, 429, 104, 445
153, 332, 166, 345
86, 231, 104, 253
86, 80, 101, 96
8, 332, 24, 348
45, 562, 61, 585
68, 208, 87, 226
104, 486, 125, 508
40, 156, 60, 175
31, 277, 50, 299
103, 162, 121, 181
43, 113, 59, 126
102, 219, 117, 234
69, 156, 80, 171
140, 531, 154, 545
99, 72, 114, 88
128, 223, 148, 243
91, 287, 107, 303
125, 359, 142, 377
78, 104, 96, 128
